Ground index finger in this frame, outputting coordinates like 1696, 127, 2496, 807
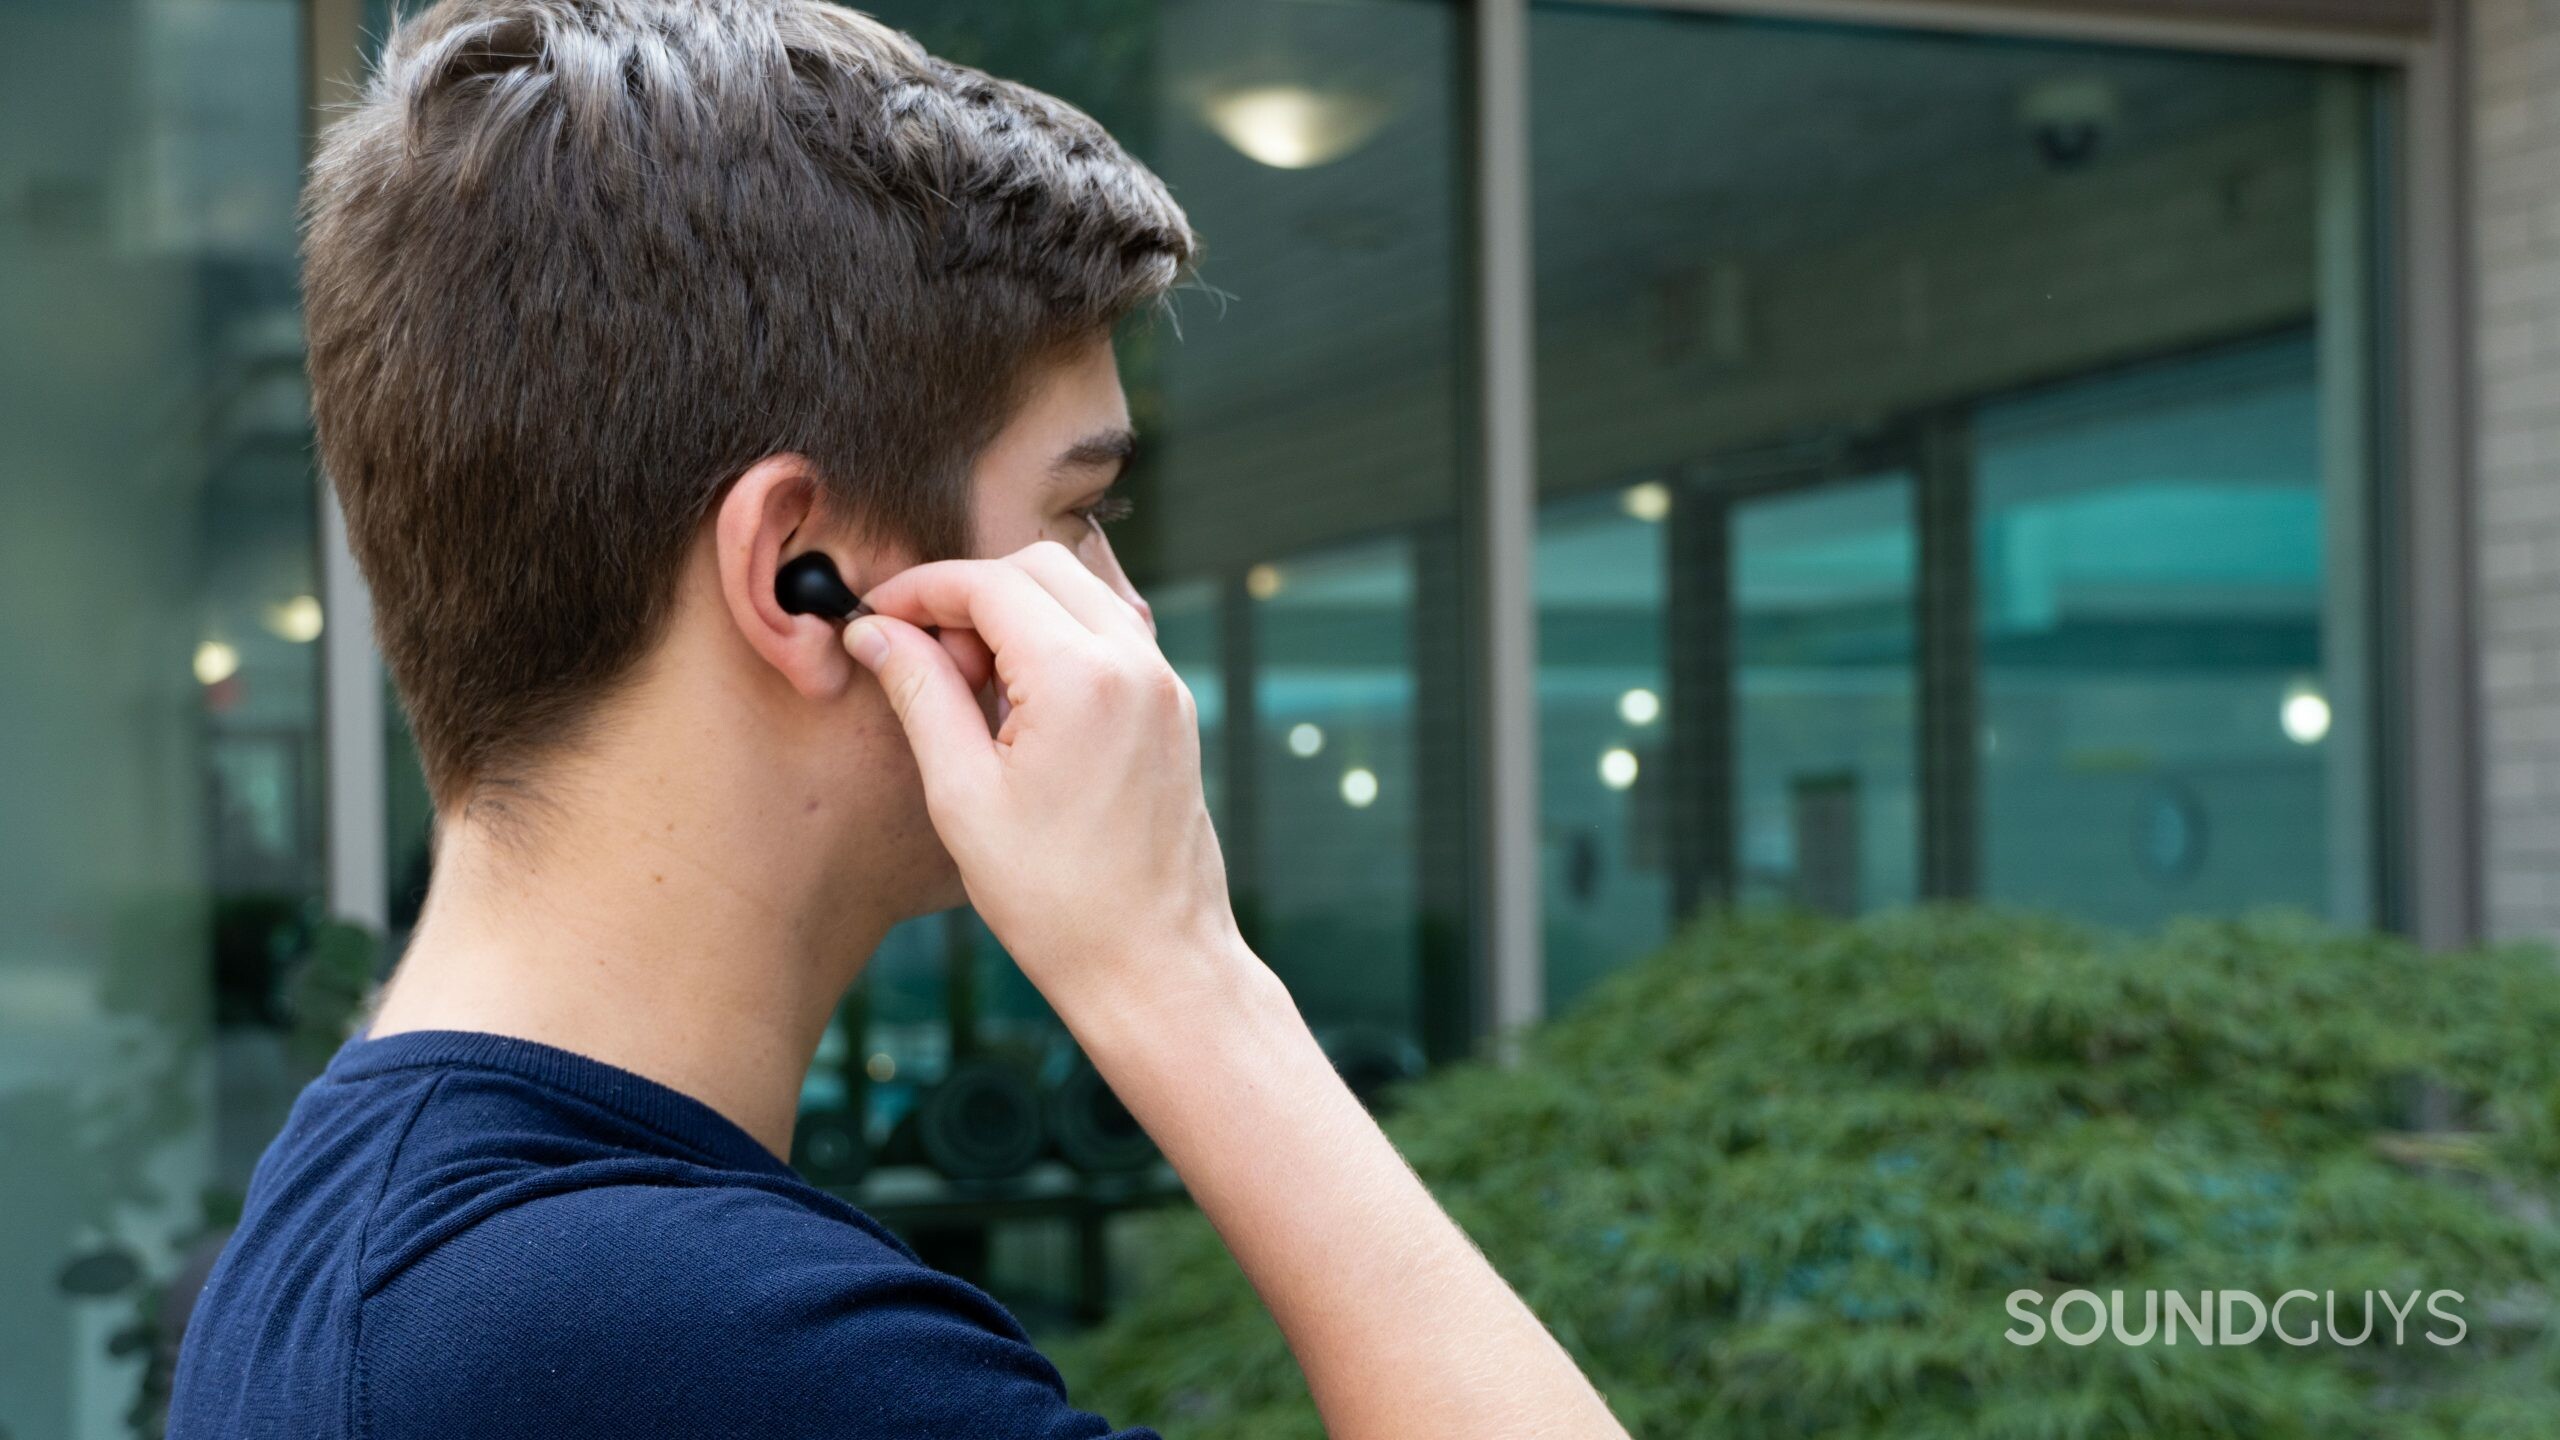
858, 559, 1096, 667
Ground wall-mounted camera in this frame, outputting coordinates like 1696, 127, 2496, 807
2018, 77, 2122, 171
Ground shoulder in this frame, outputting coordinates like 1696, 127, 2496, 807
360, 1180, 1150, 1440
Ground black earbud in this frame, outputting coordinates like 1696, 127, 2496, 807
775, 552, 863, 620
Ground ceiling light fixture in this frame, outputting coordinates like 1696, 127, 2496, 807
1204, 84, 1391, 170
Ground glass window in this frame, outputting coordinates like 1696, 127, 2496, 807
0, 0, 318, 1431
1732, 474, 1920, 916
1249, 538, 1424, 1044
1531, 5, 2384, 1008
1976, 334, 2361, 927
1536, 495, 1670, 1008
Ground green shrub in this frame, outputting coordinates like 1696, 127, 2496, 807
1063, 908, 2560, 1438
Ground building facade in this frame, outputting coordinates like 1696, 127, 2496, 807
2, 1, 2553, 1436
2476, 0, 2560, 939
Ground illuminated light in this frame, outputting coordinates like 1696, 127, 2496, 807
1288, 722, 1325, 757
1618, 687, 1662, 726
1245, 563, 1285, 601
193, 640, 240, 687
1621, 481, 1672, 523
1203, 85, 1390, 170
865, 1052, 897, 1083
1599, 747, 1639, 791
1341, 767, 1379, 808
2281, 683, 2332, 745
265, 594, 324, 643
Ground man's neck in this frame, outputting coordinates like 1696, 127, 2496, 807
368, 735, 903, 1160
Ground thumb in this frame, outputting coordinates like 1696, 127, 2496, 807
845, 616, 997, 806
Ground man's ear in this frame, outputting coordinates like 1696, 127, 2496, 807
715, 455, 861, 702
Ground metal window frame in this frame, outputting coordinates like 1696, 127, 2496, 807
2391, 7, 2478, 952
1556, 0, 2429, 60
1472, 0, 1546, 1049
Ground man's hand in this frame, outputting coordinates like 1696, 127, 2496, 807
846, 541, 1627, 1440
843, 542, 1251, 1027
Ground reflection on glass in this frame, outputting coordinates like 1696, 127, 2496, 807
1127, 0, 1472, 1075
1732, 476, 1919, 914
1529, 4, 2380, 1003
0, 0, 316, 1429
1152, 576, 1227, 824
1976, 335, 2358, 927
1537, 497, 1669, 1013
1250, 540, 1421, 1042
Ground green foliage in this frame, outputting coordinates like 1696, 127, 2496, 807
1063, 908, 2560, 1438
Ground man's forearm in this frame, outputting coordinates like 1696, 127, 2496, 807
1073, 942, 1627, 1440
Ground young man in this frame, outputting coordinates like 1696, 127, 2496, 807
170, 3, 1625, 1437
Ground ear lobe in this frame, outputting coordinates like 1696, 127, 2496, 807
715, 455, 859, 702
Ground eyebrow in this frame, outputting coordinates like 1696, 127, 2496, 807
1052, 427, 1137, 478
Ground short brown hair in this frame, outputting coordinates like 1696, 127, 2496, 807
306, 0, 1194, 807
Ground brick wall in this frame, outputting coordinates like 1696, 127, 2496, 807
2475, 0, 2560, 939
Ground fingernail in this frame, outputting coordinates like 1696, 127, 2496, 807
846, 619, 888, 669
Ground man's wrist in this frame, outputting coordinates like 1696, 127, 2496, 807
1064, 929, 1304, 1078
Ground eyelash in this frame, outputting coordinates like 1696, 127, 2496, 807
1074, 493, 1136, 527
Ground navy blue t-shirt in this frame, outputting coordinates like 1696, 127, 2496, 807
168, 1029, 1154, 1439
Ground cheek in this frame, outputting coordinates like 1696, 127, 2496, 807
968, 507, 1041, 559
970, 506, 1102, 561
